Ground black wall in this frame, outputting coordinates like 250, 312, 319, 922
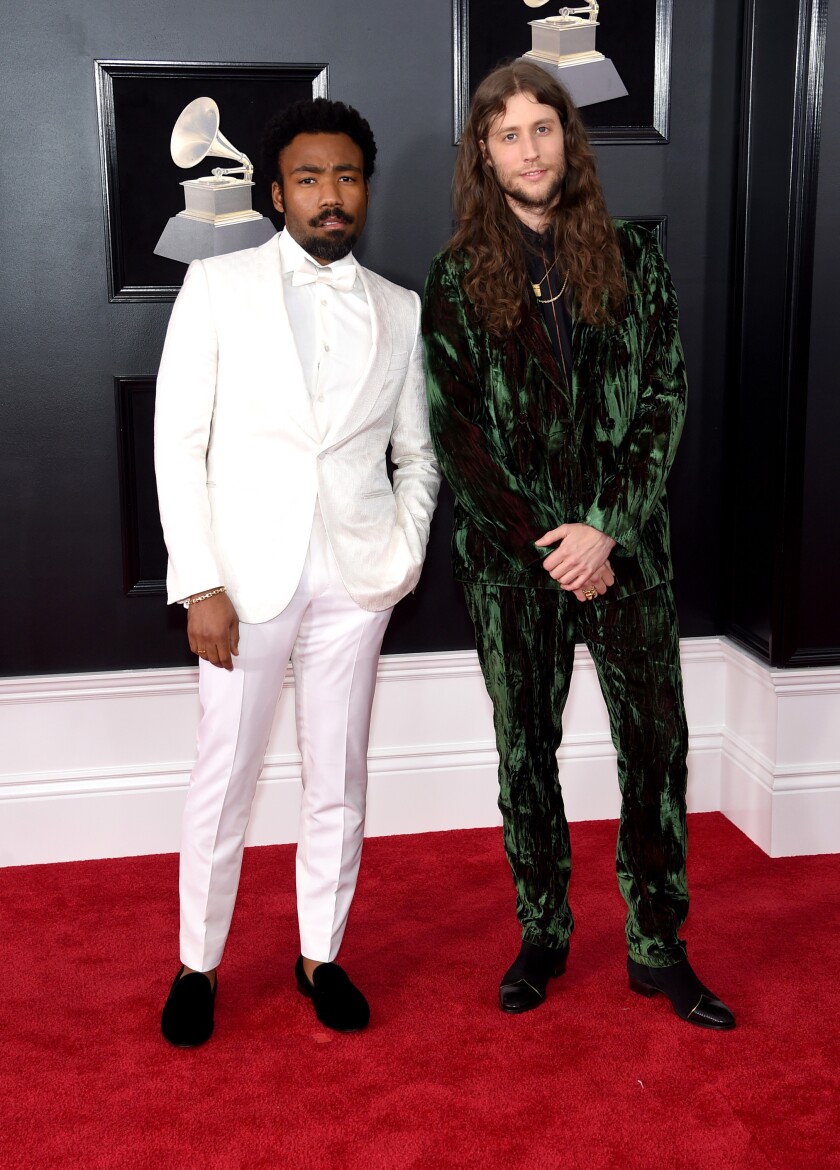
2, 1, 746, 676
726, 0, 837, 666
793, 0, 839, 664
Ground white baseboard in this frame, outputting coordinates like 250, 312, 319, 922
1, 639, 837, 865
719, 642, 840, 856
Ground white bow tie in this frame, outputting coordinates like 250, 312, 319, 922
291, 262, 357, 293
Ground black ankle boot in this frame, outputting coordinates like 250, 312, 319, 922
499, 940, 569, 1014
627, 956, 735, 1030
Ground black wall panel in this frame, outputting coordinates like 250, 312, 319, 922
726, 0, 835, 666
793, 0, 840, 664
727, 0, 806, 660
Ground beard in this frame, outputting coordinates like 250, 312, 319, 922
496, 170, 565, 218
301, 233, 358, 262
300, 207, 358, 262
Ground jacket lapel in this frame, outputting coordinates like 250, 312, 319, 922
321, 265, 391, 446
522, 296, 595, 440
572, 308, 605, 438
520, 296, 571, 397
251, 235, 320, 444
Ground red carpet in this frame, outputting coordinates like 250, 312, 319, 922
2, 813, 839, 1170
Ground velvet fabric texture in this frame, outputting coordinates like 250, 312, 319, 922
160, 967, 216, 1047
294, 956, 371, 1033
464, 581, 689, 966
421, 222, 687, 597
422, 222, 691, 967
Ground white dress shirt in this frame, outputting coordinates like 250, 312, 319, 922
278, 229, 372, 440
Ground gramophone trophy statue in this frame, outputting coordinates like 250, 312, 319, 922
520, 2, 627, 107
154, 97, 275, 263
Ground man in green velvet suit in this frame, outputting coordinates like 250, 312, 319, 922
422, 61, 734, 1029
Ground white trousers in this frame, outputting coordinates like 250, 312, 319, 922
179, 514, 393, 970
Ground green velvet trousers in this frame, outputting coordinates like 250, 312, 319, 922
463, 580, 689, 968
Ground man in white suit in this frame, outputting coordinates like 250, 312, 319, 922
155, 98, 440, 1046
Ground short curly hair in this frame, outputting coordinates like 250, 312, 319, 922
261, 98, 377, 189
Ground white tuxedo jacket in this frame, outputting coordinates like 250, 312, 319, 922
154, 234, 440, 623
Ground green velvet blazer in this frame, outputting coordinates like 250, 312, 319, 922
421, 221, 688, 598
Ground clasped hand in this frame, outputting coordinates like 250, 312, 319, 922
535, 523, 617, 601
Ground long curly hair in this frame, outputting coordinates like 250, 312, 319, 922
449, 60, 624, 334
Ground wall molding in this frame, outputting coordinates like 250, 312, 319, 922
2, 639, 838, 866
719, 639, 840, 855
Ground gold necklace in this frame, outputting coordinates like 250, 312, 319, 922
535, 272, 569, 304
530, 252, 560, 298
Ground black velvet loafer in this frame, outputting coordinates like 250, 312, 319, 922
161, 967, 217, 1048
627, 956, 735, 1030
499, 940, 569, 1014
295, 955, 370, 1033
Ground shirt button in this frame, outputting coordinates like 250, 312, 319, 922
324, 343, 330, 351
320, 299, 327, 306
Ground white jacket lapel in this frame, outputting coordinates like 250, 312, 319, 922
251, 236, 320, 444
322, 265, 392, 446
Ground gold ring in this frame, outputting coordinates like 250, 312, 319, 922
197, 649, 207, 655
583, 588, 597, 600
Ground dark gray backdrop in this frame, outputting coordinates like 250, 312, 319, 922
0, 0, 764, 675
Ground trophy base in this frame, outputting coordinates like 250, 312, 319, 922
180, 177, 258, 220
528, 18, 599, 59
522, 54, 628, 108
154, 214, 276, 264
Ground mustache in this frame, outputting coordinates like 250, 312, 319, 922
308, 207, 354, 227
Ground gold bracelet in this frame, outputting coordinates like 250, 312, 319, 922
184, 586, 226, 608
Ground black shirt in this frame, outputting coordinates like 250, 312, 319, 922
520, 223, 573, 388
